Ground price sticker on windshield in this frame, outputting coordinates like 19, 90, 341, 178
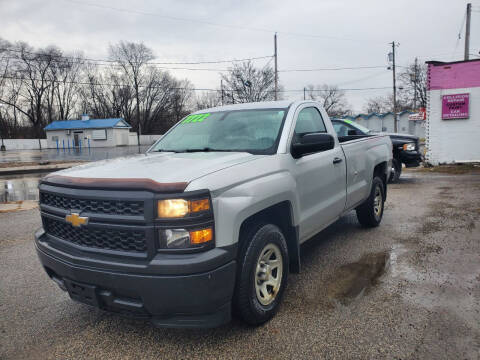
182, 113, 210, 124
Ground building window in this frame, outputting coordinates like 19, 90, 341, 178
52, 136, 58, 141
92, 129, 107, 140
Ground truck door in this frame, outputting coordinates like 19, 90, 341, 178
290, 106, 347, 242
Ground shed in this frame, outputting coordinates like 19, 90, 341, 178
343, 111, 425, 138
425, 59, 480, 165
44, 115, 132, 149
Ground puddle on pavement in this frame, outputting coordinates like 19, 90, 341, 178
0, 173, 44, 202
326, 252, 389, 305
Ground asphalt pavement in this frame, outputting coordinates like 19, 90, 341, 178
1, 171, 479, 359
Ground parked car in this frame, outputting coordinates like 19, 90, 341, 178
331, 118, 422, 182
35, 101, 392, 328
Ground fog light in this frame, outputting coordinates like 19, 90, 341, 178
159, 227, 213, 249
160, 229, 190, 248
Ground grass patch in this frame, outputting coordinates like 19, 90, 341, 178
410, 163, 480, 175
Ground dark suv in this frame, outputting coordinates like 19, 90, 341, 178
332, 119, 422, 182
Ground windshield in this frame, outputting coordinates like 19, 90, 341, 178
149, 108, 287, 154
343, 119, 372, 134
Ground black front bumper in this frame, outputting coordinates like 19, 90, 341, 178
399, 151, 422, 168
35, 229, 236, 328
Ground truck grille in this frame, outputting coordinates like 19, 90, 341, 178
43, 217, 147, 253
40, 192, 144, 216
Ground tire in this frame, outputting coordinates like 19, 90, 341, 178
234, 223, 289, 326
356, 176, 385, 227
389, 158, 402, 183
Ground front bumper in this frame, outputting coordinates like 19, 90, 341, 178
35, 229, 236, 328
399, 151, 422, 167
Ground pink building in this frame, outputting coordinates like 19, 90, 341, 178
426, 59, 480, 165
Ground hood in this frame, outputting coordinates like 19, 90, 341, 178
51, 152, 263, 185
379, 132, 418, 141
376, 132, 418, 145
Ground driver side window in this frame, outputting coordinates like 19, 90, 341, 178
294, 107, 326, 135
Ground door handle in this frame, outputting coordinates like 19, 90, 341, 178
333, 157, 343, 164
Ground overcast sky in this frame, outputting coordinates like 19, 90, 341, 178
1, 0, 480, 112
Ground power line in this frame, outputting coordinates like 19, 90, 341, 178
2, 48, 397, 73
279, 65, 387, 72
62, 0, 383, 43
0, 47, 272, 66
0, 74, 391, 92
280, 87, 391, 92
336, 71, 389, 86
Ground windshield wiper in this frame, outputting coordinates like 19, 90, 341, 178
152, 149, 181, 153
180, 147, 240, 153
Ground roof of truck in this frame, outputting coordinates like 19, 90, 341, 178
195, 100, 294, 113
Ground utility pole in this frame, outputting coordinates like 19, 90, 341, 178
303, 87, 306, 100
137, 122, 141, 147
0, 104, 5, 151
413, 57, 418, 110
465, 3, 472, 60
274, 33, 278, 101
390, 41, 398, 132
220, 80, 224, 105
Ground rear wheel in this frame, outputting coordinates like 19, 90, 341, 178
356, 176, 385, 227
389, 158, 402, 183
234, 223, 289, 325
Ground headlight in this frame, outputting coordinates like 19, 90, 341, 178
159, 227, 213, 249
157, 198, 210, 218
403, 143, 415, 151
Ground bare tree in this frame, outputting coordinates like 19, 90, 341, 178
363, 61, 427, 115
398, 62, 427, 110
79, 65, 134, 121
363, 95, 391, 113
195, 91, 222, 110
109, 41, 154, 134
0, 43, 61, 137
363, 93, 412, 114
0, 38, 195, 137
305, 84, 352, 117
221, 61, 276, 103
48, 52, 85, 120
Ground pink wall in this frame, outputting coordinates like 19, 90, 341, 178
428, 60, 480, 90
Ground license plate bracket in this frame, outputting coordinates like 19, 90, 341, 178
64, 278, 99, 307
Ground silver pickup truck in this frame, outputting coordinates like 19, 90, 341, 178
35, 100, 392, 328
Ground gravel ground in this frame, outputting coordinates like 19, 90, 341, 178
1, 171, 479, 359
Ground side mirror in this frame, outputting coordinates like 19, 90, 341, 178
291, 133, 335, 159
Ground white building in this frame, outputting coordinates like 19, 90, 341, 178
425, 59, 480, 165
44, 115, 133, 149
344, 111, 426, 139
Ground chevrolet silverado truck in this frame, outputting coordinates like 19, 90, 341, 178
35, 100, 392, 328
331, 118, 422, 182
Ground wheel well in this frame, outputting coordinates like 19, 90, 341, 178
374, 162, 388, 200
238, 201, 300, 273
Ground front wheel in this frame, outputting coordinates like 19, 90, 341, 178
356, 176, 385, 227
389, 158, 402, 183
234, 223, 289, 325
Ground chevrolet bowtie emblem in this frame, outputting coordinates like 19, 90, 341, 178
65, 212, 89, 227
